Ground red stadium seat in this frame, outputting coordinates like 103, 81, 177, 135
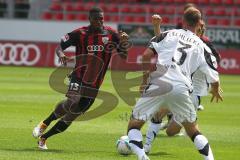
105, 5, 118, 13
185, 0, 198, 3
222, 0, 234, 4
134, 16, 146, 23
233, 7, 240, 16
234, 19, 240, 26
74, 4, 85, 11
205, 7, 214, 16
175, 0, 186, 3
76, 14, 88, 21
83, 4, 93, 12
165, 5, 175, 15
66, 14, 76, 21
175, 17, 182, 24
130, 6, 146, 13
199, 0, 209, 4
214, 7, 226, 16
207, 18, 218, 25
121, 6, 131, 13
162, 17, 170, 24
42, 12, 52, 20
209, 0, 222, 4
104, 15, 111, 22
176, 7, 184, 15
105, 14, 119, 22
218, 19, 230, 26
50, 3, 62, 11
122, 16, 134, 22
161, 0, 174, 2
234, 0, 240, 4
53, 13, 63, 20
150, 0, 162, 2
95, 3, 106, 11
110, 15, 119, 22
150, 6, 166, 14
65, 3, 74, 12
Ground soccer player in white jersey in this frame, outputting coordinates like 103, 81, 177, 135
126, 8, 223, 160
144, 15, 221, 154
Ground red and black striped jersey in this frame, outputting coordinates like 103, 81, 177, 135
60, 25, 120, 89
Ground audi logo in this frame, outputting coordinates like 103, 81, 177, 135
87, 45, 104, 52
0, 43, 41, 66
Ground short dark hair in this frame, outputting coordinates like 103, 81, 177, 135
184, 7, 201, 27
89, 7, 103, 16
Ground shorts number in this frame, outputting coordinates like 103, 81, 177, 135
69, 83, 79, 91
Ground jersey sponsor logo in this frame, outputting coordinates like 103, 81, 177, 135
0, 43, 41, 66
102, 37, 109, 44
87, 45, 104, 52
61, 34, 69, 42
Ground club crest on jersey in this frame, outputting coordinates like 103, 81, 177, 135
61, 34, 69, 42
102, 37, 109, 44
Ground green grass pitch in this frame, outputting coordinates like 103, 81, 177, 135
0, 66, 240, 160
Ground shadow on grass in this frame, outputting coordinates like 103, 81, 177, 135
149, 151, 172, 156
143, 133, 186, 139
1, 148, 119, 155
1, 148, 64, 153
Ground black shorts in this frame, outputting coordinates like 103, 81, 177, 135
66, 74, 98, 113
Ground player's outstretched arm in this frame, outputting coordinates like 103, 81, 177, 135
140, 48, 154, 94
119, 30, 129, 42
117, 31, 130, 59
152, 14, 162, 36
55, 45, 72, 66
210, 81, 223, 103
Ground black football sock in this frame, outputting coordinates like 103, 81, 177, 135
167, 112, 173, 121
43, 112, 58, 126
41, 120, 71, 139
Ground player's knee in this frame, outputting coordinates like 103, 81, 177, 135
65, 96, 93, 115
127, 119, 145, 132
166, 130, 175, 137
166, 129, 179, 137
77, 97, 94, 113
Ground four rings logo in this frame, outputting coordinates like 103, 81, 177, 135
87, 45, 104, 52
0, 43, 41, 66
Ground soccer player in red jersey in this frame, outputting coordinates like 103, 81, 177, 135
32, 7, 129, 149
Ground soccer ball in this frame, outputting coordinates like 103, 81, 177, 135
116, 135, 132, 155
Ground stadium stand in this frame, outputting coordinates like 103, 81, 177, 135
14, 0, 30, 18
0, 0, 239, 27
0, 0, 7, 17
38, 0, 240, 27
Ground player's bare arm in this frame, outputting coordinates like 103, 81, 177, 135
117, 31, 129, 58
55, 45, 71, 66
140, 48, 154, 94
152, 14, 162, 36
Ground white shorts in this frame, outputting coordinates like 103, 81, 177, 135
190, 94, 200, 110
132, 84, 197, 124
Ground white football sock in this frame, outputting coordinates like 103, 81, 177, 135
145, 122, 161, 146
193, 134, 214, 160
128, 129, 145, 158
